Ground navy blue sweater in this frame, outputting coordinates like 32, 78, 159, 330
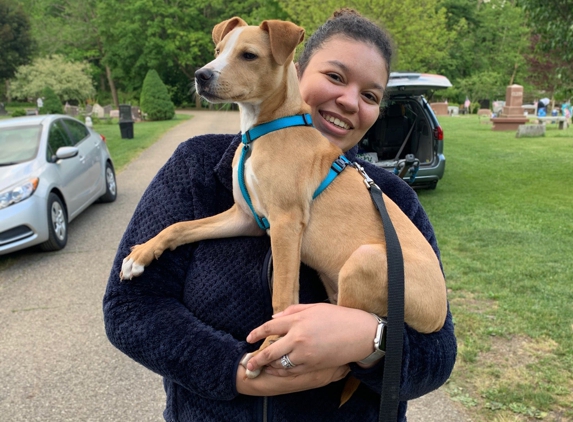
103, 133, 456, 421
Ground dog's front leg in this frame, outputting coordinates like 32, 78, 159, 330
120, 204, 264, 280
241, 210, 307, 379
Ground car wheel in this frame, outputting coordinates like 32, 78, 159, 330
98, 162, 117, 203
39, 193, 68, 252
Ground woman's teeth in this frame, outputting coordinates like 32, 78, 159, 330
324, 114, 350, 130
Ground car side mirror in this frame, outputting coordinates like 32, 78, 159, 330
55, 146, 79, 160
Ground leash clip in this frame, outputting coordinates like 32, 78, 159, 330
352, 163, 379, 190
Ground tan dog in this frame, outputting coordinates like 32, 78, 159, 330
120, 16, 447, 396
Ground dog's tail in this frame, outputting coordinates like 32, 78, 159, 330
340, 376, 361, 407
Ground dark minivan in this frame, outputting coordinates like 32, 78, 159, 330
357, 72, 452, 190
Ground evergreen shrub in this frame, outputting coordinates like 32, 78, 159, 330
39, 87, 63, 114
140, 70, 175, 121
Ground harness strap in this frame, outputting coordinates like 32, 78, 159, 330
313, 155, 352, 199
240, 114, 313, 230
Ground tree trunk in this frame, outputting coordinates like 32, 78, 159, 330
509, 63, 518, 85
5, 80, 11, 102
106, 65, 119, 108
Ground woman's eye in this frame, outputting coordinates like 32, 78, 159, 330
364, 93, 379, 103
242, 52, 258, 61
327, 73, 342, 82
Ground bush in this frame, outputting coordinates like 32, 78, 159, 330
140, 69, 175, 121
10, 108, 26, 117
39, 87, 63, 114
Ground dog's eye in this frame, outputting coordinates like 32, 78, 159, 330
242, 52, 258, 61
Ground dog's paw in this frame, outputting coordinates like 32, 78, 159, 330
120, 257, 145, 280
240, 353, 262, 379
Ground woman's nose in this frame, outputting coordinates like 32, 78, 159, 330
335, 87, 359, 113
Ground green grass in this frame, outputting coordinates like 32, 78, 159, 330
417, 115, 573, 421
94, 113, 191, 171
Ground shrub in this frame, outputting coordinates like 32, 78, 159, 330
11, 108, 26, 117
39, 86, 63, 114
140, 70, 175, 121
10, 55, 95, 102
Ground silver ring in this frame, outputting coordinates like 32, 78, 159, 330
280, 354, 296, 369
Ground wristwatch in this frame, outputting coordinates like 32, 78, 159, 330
358, 314, 387, 365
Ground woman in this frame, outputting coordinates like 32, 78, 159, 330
104, 9, 456, 421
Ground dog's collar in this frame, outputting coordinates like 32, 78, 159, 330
238, 113, 351, 231
241, 114, 313, 145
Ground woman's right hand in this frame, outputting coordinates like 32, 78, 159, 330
235, 361, 350, 396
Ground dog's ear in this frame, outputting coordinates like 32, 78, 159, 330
212, 17, 248, 45
260, 20, 305, 66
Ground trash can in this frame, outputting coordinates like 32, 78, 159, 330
119, 104, 134, 139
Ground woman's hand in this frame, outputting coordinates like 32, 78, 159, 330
244, 303, 380, 376
236, 361, 350, 396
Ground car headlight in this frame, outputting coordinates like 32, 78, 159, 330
0, 178, 39, 210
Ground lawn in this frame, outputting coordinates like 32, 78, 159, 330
94, 113, 191, 171
417, 116, 573, 421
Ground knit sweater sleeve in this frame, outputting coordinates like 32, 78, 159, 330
348, 162, 457, 401
103, 136, 248, 401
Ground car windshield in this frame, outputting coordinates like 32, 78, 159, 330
0, 125, 42, 166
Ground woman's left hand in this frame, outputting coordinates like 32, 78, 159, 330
245, 303, 379, 376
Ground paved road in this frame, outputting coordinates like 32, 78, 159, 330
0, 110, 471, 421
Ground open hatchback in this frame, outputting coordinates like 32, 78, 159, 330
357, 72, 452, 190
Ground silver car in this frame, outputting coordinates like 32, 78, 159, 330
0, 114, 117, 255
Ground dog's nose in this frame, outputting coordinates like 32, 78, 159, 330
195, 68, 214, 81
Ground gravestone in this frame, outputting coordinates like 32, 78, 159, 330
65, 105, 79, 116
490, 85, 529, 131
103, 105, 112, 117
516, 124, 545, 138
430, 102, 448, 116
447, 106, 459, 116
85, 104, 93, 115
92, 103, 105, 118
0, 103, 7, 115
131, 106, 141, 121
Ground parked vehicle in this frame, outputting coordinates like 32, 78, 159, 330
0, 115, 117, 255
357, 72, 452, 189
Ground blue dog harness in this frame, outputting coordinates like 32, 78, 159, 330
238, 114, 352, 230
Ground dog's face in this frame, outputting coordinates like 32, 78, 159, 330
195, 18, 304, 105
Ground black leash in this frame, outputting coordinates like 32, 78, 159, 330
370, 184, 404, 422
354, 163, 405, 422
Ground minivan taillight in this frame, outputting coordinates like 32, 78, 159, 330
434, 126, 443, 141
100, 134, 107, 143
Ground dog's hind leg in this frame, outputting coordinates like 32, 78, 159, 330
337, 244, 388, 406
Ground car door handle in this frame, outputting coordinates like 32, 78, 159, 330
79, 155, 86, 163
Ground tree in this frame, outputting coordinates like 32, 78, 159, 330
140, 69, 175, 121
96, 0, 288, 107
278, 0, 454, 73
10, 55, 95, 102
519, 0, 573, 61
0, 0, 34, 99
39, 86, 63, 114
525, 35, 573, 102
